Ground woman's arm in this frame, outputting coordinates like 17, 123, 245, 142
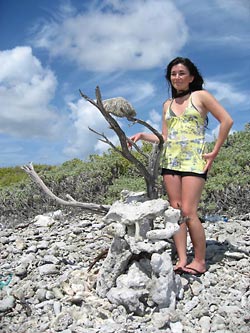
129, 132, 159, 144
199, 90, 234, 171
129, 100, 169, 145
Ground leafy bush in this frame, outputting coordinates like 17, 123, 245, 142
200, 128, 250, 216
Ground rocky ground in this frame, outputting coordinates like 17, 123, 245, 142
0, 209, 249, 333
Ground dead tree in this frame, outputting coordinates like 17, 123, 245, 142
22, 86, 164, 213
79, 86, 164, 199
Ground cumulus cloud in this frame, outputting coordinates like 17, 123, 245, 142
176, 0, 250, 48
64, 98, 119, 159
109, 81, 156, 103
146, 109, 162, 132
205, 123, 235, 143
205, 80, 249, 109
0, 46, 60, 138
32, 0, 188, 71
215, 0, 250, 19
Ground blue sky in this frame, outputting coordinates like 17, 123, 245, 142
0, 0, 249, 167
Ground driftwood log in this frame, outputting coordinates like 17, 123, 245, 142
22, 86, 164, 213
21, 163, 110, 213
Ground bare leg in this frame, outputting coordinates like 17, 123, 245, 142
173, 223, 188, 269
163, 174, 187, 269
181, 176, 206, 273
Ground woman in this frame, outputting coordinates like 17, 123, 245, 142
129, 57, 233, 275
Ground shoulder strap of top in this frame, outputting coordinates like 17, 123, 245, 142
189, 94, 201, 113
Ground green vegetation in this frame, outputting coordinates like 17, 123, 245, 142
1, 126, 250, 220
200, 126, 250, 215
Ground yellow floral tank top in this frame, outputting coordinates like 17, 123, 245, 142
161, 95, 206, 173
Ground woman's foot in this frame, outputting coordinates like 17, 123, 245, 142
174, 260, 187, 272
182, 260, 206, 275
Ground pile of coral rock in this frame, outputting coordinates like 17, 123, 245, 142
0, 191, 249, 333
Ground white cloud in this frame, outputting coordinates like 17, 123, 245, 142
94, 133, 119, 155
0, 46, 61, 138
205, 80, 249, 109
206, 123, 235, 143
176, 0, 250, 48
215, 0, 250, 19
64, 98, 119, 159
146, 109, 162, 132
32, 0, 188, 71
109, 81, 156, 103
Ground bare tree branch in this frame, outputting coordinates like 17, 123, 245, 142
126, 115, 164, 146
80, 86, 164, 199
88, 126, 148, 160
80, 88, 150, 175
21, 163, 110, 213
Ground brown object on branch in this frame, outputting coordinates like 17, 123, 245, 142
103, 97, 136, 118
21, 163, 110, 213
79, 86, 164, 199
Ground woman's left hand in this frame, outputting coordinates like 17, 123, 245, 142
202, 151, 217, 172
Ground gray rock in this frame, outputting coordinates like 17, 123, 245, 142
125, 236, 169, 254
51, 312, 73, 331
14, 264, 28, 278
169, 321, 183, 333
146, 223, 179, 240
107, 287, 146, 315
103, 97, 136, 118
96, 237, 132, 297
36, 288, 47, 302
0, 296, 15, 312
33, 215, 55, 227
38, 264, 59, 275
116, 262, 150, 289
199, 316, 211, 333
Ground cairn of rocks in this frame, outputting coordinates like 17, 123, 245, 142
96, 190, 182, 320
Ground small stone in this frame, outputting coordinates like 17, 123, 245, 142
183, 296, 199, 313
26, 245, 38, 253
224, 251, 247, 259
38, 264, 59, 276
146, 223, 179, 240
169, 321, 183, 333
151, 310, 170, 328
53, 301, 62, 315
15, 238, 26, 250
46, 290, 55, 300
0, 296, 16, 312
36, 288, 47, 302
191, 280, 204, 296
199, 316, 211, 333
14, 264, 27, 278
0, 236, 10, 245
52, 312, 73, 331
33, 215, 55, 227
37, 240, 49, 250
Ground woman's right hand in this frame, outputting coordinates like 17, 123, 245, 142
127, 132, 142, 148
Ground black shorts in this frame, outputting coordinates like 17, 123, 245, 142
161, 168, 208, 181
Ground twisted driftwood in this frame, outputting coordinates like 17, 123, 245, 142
21, 163, 110, 213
